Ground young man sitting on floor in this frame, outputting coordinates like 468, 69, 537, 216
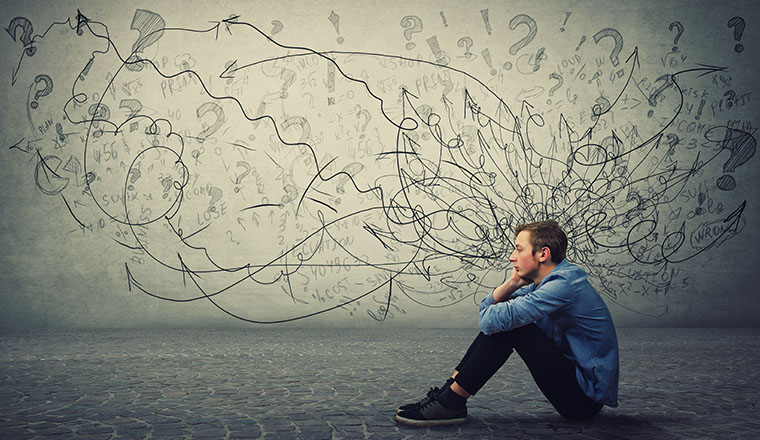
395, 220, 619, 426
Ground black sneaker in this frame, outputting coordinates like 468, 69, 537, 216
395, 395, 468, 427
396, 386, 441, 415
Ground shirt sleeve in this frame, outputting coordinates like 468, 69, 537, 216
510, 285, 532, 299
478, 277, 572, 335
479, 292, 497, 312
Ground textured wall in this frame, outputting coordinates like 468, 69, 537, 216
1, 0, 758, 328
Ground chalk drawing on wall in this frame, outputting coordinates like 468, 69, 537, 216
5, 7, 756, 323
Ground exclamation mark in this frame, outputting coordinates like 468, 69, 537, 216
427, 36, 448, 65
695, 99, 705, 120
481, 9, 492, 35
79, 57, 94, 81
327, 62, 336, 105
576, 35, 586, 51
482, 48, 497, 75
328, 11, 344, 44
560, 12, 571, 32
440, 11, 448, 27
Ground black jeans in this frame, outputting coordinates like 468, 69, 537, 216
454, 324, 603, 420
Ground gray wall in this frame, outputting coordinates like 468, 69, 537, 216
1, 0, 758, 328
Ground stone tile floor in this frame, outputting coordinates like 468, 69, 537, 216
1, 327, 758, 439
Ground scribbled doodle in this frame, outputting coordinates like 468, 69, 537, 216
4, 5, 757, 325
126, 9, 165, 72
400, 15, 423, 50
727, 17, 745, 53
29, 74, 53, 109
328, 11, 343, 44
669, 21, 684, 52
6, 16, 36, 56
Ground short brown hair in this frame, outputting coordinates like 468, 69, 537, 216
515, 220, 567, 264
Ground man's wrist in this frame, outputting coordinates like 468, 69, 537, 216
493, 282, 517, 302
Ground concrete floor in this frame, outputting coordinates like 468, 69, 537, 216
1, 327, 759, 439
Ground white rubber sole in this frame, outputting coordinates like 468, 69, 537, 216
394, 414, 469, 427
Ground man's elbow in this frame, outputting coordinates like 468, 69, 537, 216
478, 321, 491, 335
478, 315, 498, 335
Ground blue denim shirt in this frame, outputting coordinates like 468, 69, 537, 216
479, 259, 619, 407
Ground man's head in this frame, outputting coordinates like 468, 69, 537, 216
514, 220, 568, 264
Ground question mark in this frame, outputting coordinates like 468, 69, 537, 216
271, 20, 283, 35
727, 17, 745, 53
665, 134, 680, 155
233, 161, 251, 192
593, 28, 624, 67
119, 98, 143, 120
208, 186, 223, 206
196, 102, 225, 142
723, 90, 737, 110
281, 184, 298, 204
400, 16, 423, 50
127, 168, 141, 191
647, 74, 674, 110
547, 72, 563, 104
356, 106, 371, 135
336, 162, 365, 194
715, 127, 756, 190
591, 96, 612, 122
457, 37, 474, 58
126, 9, 165, 72
669, 21, 684, 52
6, 17, 36, 56
594, 28, 626, 78
508, 14, 537, 56
30, 74, 53, 109
282, 116, 311, 143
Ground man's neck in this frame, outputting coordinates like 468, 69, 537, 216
532, 261, 558, 286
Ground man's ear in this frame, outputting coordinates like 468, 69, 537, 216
538, 246, 551, 263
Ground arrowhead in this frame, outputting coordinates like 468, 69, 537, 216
125, 263, 142, 290
723, 200, 746, 232
222, 14, 240, 24
76, 9, 90, 27
674, 63, 728, 78
220, 59, 238, 79
521, 100, 534, 116
625, 47, 640, 70
693, 63, 728, 78
222, 14, 240, 33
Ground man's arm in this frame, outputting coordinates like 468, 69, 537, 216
478, 275, 572, 335
479, 269, 532, 313
492, 269, 531, 302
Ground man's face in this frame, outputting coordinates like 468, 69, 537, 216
509, 230, 542, 282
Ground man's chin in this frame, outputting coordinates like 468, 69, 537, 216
519, 274, 534, 283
